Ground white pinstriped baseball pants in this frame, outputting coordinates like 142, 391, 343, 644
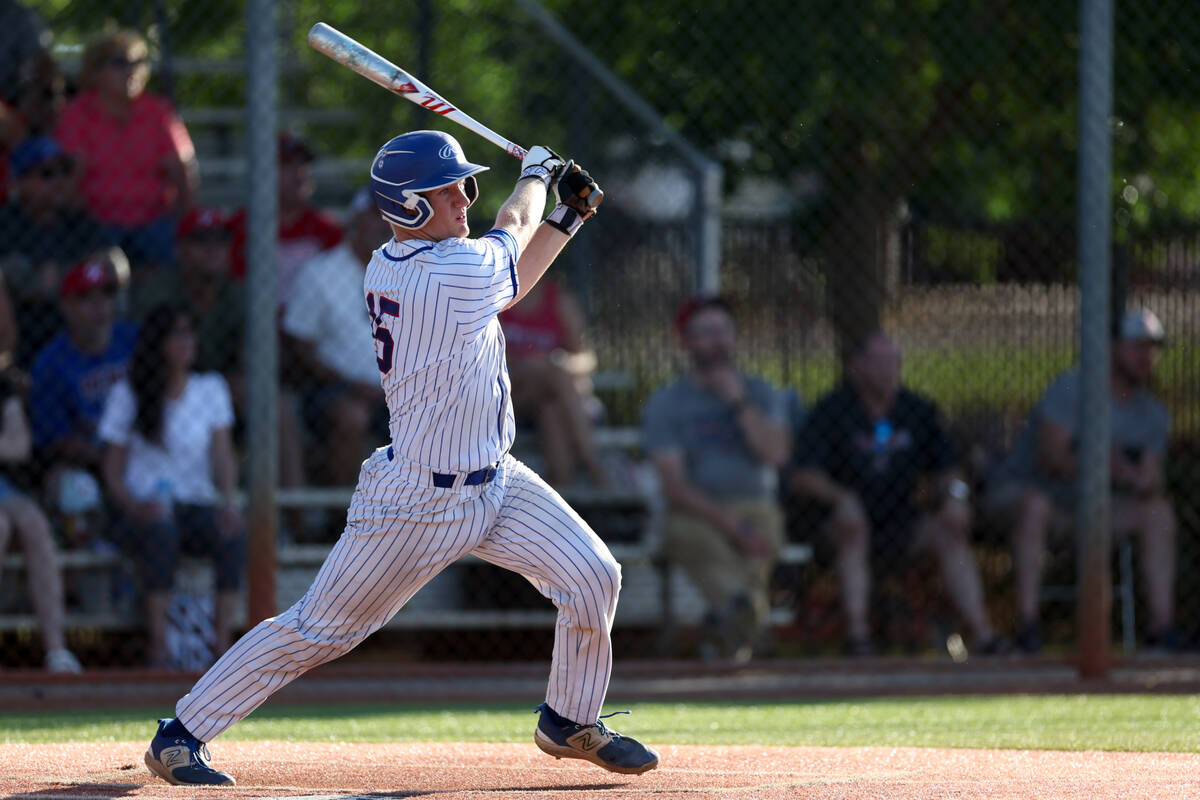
176, 447, 621, 741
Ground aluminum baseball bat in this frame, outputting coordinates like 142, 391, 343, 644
307, 22, 528, 160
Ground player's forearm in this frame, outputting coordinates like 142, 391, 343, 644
504, 223, 570, 310
494, 177, 548, 250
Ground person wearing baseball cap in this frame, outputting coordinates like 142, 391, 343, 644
982, 307, 1180, 654
226, 131, 343, 302
643, 293, 791, 662
132, 206, 244, 378
29, 258, 137, 491
0, 134, 108, 367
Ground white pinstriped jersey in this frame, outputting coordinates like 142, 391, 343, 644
172, 216, 623, 745
364, 229, 519, 473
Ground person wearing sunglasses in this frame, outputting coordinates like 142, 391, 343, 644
55, 29, 197, 269
0, 136, 105, 367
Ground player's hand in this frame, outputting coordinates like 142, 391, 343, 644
545, 161, 603, 236
520, 145, 566, 188
555, 160, 603, 215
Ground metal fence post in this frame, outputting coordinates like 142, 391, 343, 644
245, 0, 280, 627
1076, 0, 1114, 679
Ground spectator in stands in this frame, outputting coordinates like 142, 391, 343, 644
0, 356, 82, 673
642, 294, 790, 662
0, 0, 50, 205
56, 28, 197, 269
282, 190, 389, 487
0, 136, 105, 366
0, 1, 48, 108
789, 331, 1003, 657
145, 206, 309, 539
99, 303, 245, 668
135, 207, 244, 377
499, 275, 607, 487
229, 132, 344, 310
30, 259, 136, 524
12, 47, 66, 138
982, 309, 1179, 653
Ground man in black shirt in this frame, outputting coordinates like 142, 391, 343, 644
790, 331, 1001, 656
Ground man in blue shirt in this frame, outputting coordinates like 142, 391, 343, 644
31, 259, 136, 508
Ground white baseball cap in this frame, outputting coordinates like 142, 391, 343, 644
1117, 309, 1166, 345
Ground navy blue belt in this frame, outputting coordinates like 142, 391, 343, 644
387, 446, 497, 488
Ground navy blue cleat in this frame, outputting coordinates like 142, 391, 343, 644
144, 718, 236, 786
534, 704, 659, 775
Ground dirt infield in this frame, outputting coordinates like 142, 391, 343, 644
2, 740, 1199, 799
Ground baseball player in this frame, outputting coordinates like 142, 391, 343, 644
143, 130, 659, 786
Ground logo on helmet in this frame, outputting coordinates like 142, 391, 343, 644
438, 143, 456, 160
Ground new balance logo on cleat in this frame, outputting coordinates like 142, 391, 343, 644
159, 745, 190, 769
144, 718, 236, 786
534, 704, 659, 775
568, 730, 608, 752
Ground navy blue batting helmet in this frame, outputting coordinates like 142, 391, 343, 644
369, 131, 489, 230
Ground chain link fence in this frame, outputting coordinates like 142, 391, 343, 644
0, 0, 1196, 671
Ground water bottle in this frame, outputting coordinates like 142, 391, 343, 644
153, 476, 174, 518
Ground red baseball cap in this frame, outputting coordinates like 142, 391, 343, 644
279, 132, 315, 163
177, 206, 230, 240
673, 293, 732, 335
60, 260, 116, 299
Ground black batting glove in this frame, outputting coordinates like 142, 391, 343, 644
546, 161, 603, 236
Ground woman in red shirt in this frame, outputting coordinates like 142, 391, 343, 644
56, 29, 196, 269
500, 278, 608, 487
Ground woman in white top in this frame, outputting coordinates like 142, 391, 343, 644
99, 303, 245, 668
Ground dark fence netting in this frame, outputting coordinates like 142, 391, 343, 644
0, 0, 1196, 672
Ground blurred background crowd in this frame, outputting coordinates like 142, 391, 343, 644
0, 0, 1198, 673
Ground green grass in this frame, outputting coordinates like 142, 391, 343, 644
2, 696, 1198, 752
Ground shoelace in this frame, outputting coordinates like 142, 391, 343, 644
596, 710, 632, 741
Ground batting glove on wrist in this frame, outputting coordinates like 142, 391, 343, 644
554, 160, 603, 216
546, 202, 588, 236
520, 145, 566, 190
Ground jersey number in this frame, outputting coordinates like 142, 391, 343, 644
366, 292, 400, 374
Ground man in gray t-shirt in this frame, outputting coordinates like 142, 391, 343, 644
984, 309, 1178, 653
642, 295, 790, 662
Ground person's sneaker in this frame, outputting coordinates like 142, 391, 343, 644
144, 718, 235, 785
44, 648, 83, 674
1014, 620, 1043, 654
973, 635, 1012, 656
1143, 627, 1183, 655
844, 636, 875, 657
534, 704, 659, 775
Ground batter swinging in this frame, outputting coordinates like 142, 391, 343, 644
143, 131, 659, 785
